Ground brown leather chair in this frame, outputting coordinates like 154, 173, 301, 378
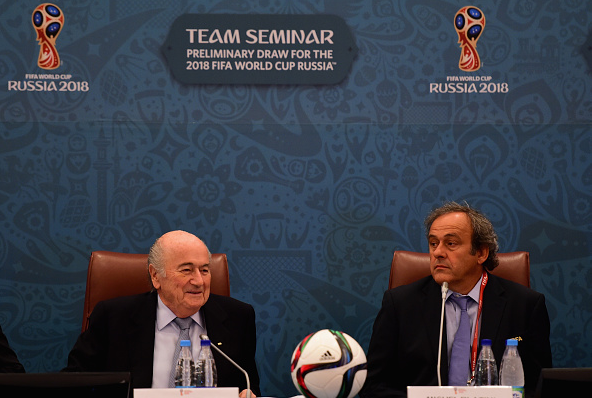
81, 250, 230, 332
388, 250, 530, 289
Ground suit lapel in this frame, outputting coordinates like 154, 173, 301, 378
202, 295, 231, 346
201, 295, 240, 380
128, 292, 158, 388
479, 274, 506, 343
421, 278, 449, 380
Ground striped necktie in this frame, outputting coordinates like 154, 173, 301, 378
169, 317, 193, 387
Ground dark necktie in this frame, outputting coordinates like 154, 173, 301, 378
169, 317, 193, 387
448, 295, 471, 386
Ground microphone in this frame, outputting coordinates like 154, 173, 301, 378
199, 334, 251, 397
437, 282, 449, 387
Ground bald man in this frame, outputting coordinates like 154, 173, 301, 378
64, 231, 261, 397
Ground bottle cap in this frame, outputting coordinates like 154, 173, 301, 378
506, 339, 518, 346
200, 339, 211, 346
180, 340, 191, 347
481, 339, 492, 346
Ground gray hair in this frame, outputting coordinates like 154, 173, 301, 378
424, 201, 499, 271
148, 237, 166, 276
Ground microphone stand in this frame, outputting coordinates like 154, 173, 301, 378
437, 282, 448, 387
200, 334, 251, 397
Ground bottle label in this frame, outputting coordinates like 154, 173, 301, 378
511, 386, 524, 398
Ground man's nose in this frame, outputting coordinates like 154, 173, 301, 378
190, 270, 204, 285
432, 243, 445, 257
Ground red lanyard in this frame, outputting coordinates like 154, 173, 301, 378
468, 270, 488, 384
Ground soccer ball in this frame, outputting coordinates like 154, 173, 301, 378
290, 329, 367, 398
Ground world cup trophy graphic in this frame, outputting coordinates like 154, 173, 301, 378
32, 3, 64, 70
454, 6, 485, 72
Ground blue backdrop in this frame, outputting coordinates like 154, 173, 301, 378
1, 0, 591, 396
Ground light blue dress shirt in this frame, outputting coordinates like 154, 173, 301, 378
151, 295, 207, 388
444, 273, 483, 364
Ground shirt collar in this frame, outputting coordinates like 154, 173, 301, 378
445, 272, 484, 303
155, 294, 205, 331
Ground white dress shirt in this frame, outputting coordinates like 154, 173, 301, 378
151, 295, 207, 388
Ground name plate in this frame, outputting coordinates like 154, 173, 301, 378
407, 386, 512, 398
135, 387, 239, 398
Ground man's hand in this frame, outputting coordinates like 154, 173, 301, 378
239, 389, 256, 398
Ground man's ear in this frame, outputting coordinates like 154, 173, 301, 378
149, 264, 161, 290
476, 245, 489, 265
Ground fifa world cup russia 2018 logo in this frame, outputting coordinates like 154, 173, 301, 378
32, 3, 64, 70
454, 6, 485, 72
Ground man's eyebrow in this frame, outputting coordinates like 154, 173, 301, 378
428, 232, 461, 239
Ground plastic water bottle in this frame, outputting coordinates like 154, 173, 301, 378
500, 339, 525, 398
195, 339, 217, 387
174, 340, 196, 388
475, 339, 499, 386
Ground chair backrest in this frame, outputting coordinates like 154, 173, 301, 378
82, 250, 230, 332
388, 250, 530, 289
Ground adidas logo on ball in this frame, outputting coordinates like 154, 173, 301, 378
319, 350, 335, 361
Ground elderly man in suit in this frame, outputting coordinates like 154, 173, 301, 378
64, 230, 260, 397
360, 201, 552, 398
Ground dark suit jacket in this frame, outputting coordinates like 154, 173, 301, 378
0, 324, 25, 373
360, 273, 552, 398
63, 292, 261, 395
